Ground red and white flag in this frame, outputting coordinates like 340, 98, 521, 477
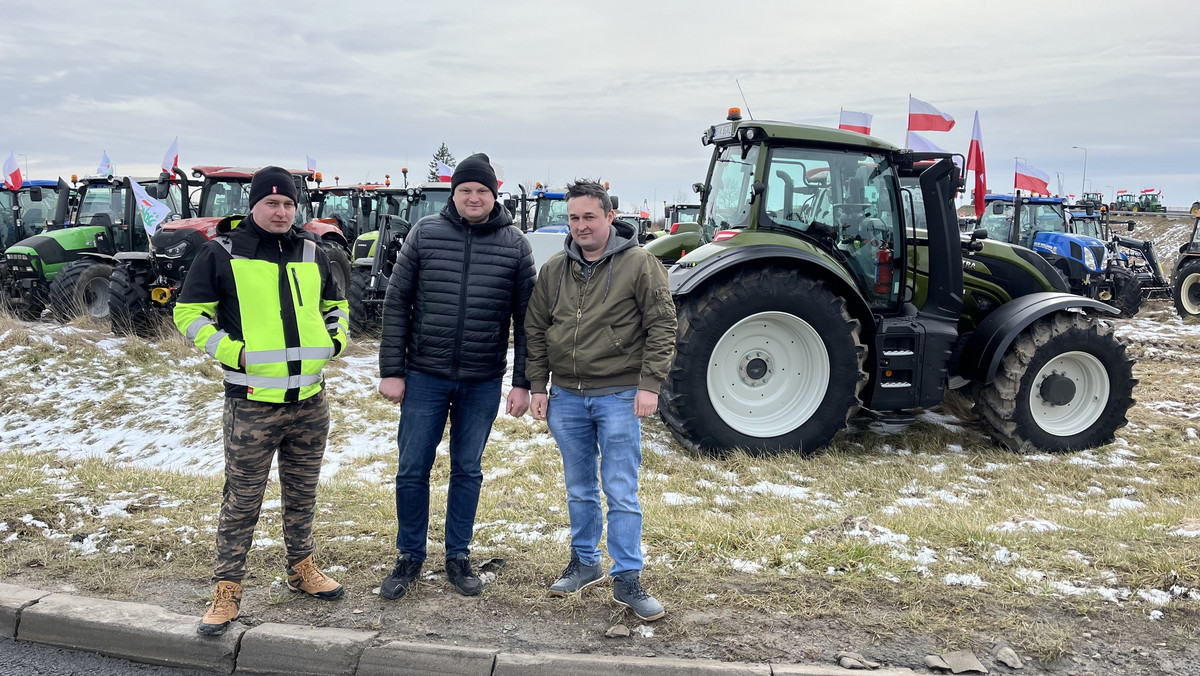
908, 96, 955, 133
838, 109, 873, 135
491, 161, 505, 189
437, 160, 454, 182
1140, 188, 1158, 195
306, 156, 317, 173
161, 137, 179, 174
966, 111, 987, 221
1015, 159, 1051, 195
1117, 189, 1128, 195
906, 131, 949, 153
3, 152, 21, 190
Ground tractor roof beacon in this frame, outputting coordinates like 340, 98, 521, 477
659, 108, 1136, 456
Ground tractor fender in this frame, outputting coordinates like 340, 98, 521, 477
956, 291, 1119, 384
302, 220, 349, 247
352, 257, 373, 267
113, 251, 155, 273
669, 243, 866, 310
76, 252, 118, 265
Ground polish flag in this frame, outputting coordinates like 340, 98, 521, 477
906, 131, 949, 153
306, 156, 317, 172
491, 161, 505, 189
838, 109, 873, 135
1116, 189, 1128, 195
908, 96, 955, 133
1140, 188, 1159, 195
97, 151, 113, 176
966, 112, 987, 221
1015, 160, 1051, 195
3, 152, 21, 190
161, 137, 179, 174
437, 160, 454, 182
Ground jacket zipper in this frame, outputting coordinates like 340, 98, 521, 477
291, 268, 304, 306
452, 227, 473, 380
571, 263, 594, 385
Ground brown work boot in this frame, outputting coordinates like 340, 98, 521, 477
286, 554, 344, 600
198, 580, 242, 636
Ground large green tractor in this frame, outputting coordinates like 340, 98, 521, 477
659, 110, 1136, 456
2, 174, 187, 321
1, 180, 59, 314
346, 181, 450, 336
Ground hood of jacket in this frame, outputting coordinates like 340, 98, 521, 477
440, 200, 513, 232
564, 218, 638, 265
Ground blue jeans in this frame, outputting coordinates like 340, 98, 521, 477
394, 370, 502, 562
546, 385, 644, 577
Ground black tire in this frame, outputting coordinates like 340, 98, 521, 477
975, 311, 1135, 453
1108, 266, 1142, 317
659, 266, 867, 456
47, 259, 114, 323
347, 266, 380, 337
320, 241, 352, 300
109, 264, 159, 337
1173, 259, 1200, 318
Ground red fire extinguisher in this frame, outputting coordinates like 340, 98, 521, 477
874, 246, 893, 294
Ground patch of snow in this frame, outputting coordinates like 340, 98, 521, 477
662, 492, 702, 506
1107, 498, 1145, 511
945, 573, 986, 588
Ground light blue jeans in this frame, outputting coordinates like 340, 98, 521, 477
546, 385, 644, 577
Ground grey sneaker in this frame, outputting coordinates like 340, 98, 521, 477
445, 553, 483, 596
380, 553, 422, 600
549, 552, 605, 597
612, 571, 665, 621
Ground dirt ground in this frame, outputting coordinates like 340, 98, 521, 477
8, 544, 1197, 675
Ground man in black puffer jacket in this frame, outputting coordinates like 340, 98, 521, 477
377, 153, 536, 600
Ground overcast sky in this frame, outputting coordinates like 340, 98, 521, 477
3, 1, 1199, 215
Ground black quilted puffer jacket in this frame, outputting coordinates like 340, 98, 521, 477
380, 201, 536, 387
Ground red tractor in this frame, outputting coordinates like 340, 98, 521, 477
109, 166, 352, 336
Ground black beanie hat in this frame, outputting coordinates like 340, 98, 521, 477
450, 153, 498, 197
248, 166, 299, 209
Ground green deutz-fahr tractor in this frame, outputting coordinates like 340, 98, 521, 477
3, 174, 187, 321
659, 109, 1136, 455
346, 180, 451, 336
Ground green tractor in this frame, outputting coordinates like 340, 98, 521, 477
1110, 193, 1136, 212
646, 200, 710, 264
1172, 216, 1200, 318
1, 180, 59, 313
346, 180, 451, 336
659, 109, 1136, 456
3, 174, 187, 321
1133, 191, 1164, 213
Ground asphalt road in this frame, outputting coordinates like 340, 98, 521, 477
0, 638, 212, 676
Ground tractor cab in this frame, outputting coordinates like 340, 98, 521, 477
1, 180, 60, 251
1112, 192, 1136, 211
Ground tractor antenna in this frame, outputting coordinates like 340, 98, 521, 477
736, 79, 754, 120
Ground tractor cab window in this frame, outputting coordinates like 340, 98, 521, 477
533, 199, 569, 231
15, 189, 58, 235
705, 144, 759, 237
0, 192, 14, 248
78, 186, 127, 226
1018, 203, 1066, 247
319, 192, 354, 226
980, 202, 1014, 241
1072, 216, 1105, 240
761, 147, 902, 307
202, 180, 251, 218
407, 191, 449, 224
673, 206, 700, 223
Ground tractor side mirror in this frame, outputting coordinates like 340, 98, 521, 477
971, 228, 988, 240
609, 195, 619, 210
692, 182, 704, 194
991, 202, 1004, 215
1127, 222, 1135, 232
29, 186, 43, 201
751, 181, 766, 197
503, 196, 518, 212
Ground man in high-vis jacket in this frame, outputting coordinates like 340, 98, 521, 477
174, 166, 349, 636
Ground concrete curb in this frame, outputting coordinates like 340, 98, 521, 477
1, 581, 919, 675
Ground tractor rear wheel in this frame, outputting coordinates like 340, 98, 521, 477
320, 242, 352, 299
347, 266, 379, 337
48, 259, 114, 323
975, 311, 1135, 452
109, 264, 159, 337
659, 266, 867, 456
1108, 266, 1142, 317
1173, 260, 1200, 318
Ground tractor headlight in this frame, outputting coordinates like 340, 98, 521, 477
1083, 246, 1098, 271
163, 241, 189, 257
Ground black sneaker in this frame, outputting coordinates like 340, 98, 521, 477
445, 553, 483, 596
549, 552, 605, 597
612, 571, 665, 622
380, 553, 422, 600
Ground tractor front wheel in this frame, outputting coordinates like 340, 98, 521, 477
320, 242, 352, 300
48, 259, 114, 323
347, 266, 379, 337
1108, 266, 1142, 317
109, 264, 159, 337
975, 311, 1135, 452
1173, 260, 1200, 318
659, 266, 866, 456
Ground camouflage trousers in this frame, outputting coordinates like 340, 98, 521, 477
213, 390, 330, 583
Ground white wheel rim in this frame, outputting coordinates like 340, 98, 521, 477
1030, 350, 1109, 436
1182, 273, 1200, 315
706, 311, 829, 437
84, 276, 110, 317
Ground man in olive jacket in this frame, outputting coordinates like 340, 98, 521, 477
526, 179, 676, 621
